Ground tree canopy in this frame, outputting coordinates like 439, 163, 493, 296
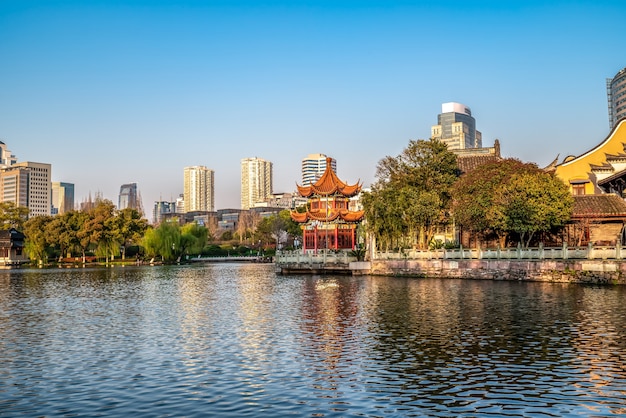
451, 158, 573, 247
362, 138, 459, 249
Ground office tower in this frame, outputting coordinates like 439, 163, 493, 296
0, 161, 51, 217
241, 157, 273, 210
119, 183, 139, 210
431, 102, 482, 150
0, 141, 17, 167
302, 153, 336, 186
608, 67, 626, 129
183, 166, 214, 213
51, 182, 75, 215
153, 200, 177, 225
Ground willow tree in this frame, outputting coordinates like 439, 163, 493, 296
362, 138, 459, 250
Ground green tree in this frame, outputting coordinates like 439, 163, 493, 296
451, 159, 573, 247
141, 220, 181, 263
23, 215, 54, 264
0, 202, 29, 230
179, 222, 208, 259
493, 172, 573, 247
112, 208, 148, 259
363, 138, 459, 249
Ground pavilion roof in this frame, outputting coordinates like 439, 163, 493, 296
291, 209, 365, 223
296, 157, 362, 197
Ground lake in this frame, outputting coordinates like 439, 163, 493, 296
1, 263, 625, 417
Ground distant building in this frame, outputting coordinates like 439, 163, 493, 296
241, 157, 273, 210
0, 161, 51, 217
183, 166, 214, 213
153, 200, 177, 225
302, 153, 336, 186
0, 141, 17, 167
52, 182, 75, 215
431, 102, 482, 150
608, 67, 626, 129
252, 192, 308, 210
118, 183, 140, 211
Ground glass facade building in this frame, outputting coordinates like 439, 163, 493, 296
431, 102, 482, 150
608, 67, 626, 129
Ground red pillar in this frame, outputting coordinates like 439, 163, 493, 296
334, 226, 338, 250
314, 226, 318, 254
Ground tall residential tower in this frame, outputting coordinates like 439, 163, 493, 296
183, 166, 214, 213
302, 153, 336, 186
241, 157, 273, 210
431, 102, 482, 150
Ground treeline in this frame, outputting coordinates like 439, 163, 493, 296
1, 199, 302, 265
362, 138, 573, 250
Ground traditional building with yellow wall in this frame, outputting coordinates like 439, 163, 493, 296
555, 119, 626, 195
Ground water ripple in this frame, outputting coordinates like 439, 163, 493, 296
1, 267, 626, 416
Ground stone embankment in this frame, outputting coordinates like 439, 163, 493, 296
369, 259, 626, 284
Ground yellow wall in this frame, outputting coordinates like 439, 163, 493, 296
555, 120, 626, 194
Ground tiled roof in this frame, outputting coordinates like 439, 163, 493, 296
457, 155, 500, 174
598, 166, 626, 185
296, 157, 362, 197
291, 209, 365, 223
572, 194, 626, 218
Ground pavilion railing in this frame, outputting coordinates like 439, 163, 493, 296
275, 249, 358, 265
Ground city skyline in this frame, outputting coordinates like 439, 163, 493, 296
2, 1, 625, 211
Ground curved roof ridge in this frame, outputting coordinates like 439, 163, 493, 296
296, 157, 362, 197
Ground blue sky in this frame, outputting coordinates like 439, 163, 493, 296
1, 0, 625, 212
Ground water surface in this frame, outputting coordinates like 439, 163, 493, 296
1, 264, 625, 416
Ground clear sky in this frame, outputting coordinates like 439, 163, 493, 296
1, 0, 625, 213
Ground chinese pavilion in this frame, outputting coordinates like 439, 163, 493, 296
291, 158, 364, 252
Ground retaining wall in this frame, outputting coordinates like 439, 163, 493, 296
369, 259, 626, 284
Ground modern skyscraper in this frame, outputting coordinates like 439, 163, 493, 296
118, 183, 139, 210
241, 157, 273, 210
51, 182, 75, 215
431, 102, 482, 150
0, 161, 51, 217
301, 154, 336, 186
608, 67, 626, 129
183, 166, 214, 213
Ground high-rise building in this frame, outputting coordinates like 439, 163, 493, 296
241, 157, 273, 210
152, 200, 177, 225
431, 102, 482, 150
0, 141, 17, 167
118, 183, 139, 210
302, 154, 336, 186
51, 182, 75, 215
608, 67, 626, 129
183, 166, 214, 213
0, 161, 51, 217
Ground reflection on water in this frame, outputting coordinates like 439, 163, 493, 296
1, 265, 626, 417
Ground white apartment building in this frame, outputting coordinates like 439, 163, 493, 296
301, 153, 336, 186
241, 157, 273, 210
183, 166, 214, 213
